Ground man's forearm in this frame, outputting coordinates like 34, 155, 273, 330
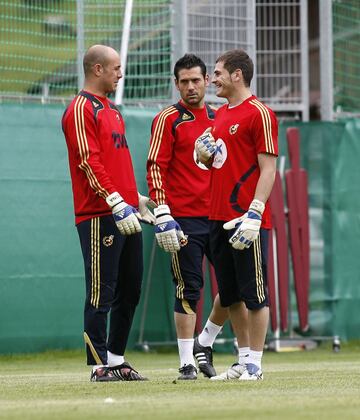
254, 153, 277, 204
254, 169, 276, 204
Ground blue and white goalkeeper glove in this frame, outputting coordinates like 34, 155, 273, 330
154, 205, 188, 252
223, 199, 265, 250
195, 127, 216, 164
106, 192, 142, 235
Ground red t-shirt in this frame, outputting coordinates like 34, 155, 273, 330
147, 101, 215, 217
209, 95, 278, 228
62, 90, 138, 224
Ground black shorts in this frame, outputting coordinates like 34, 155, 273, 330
171, 217, 212, 303
209, 221, 269, 310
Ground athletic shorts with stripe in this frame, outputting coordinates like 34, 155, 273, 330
171, 217, 212, 313
209, 221, 269, 309
77, 215, 143, 365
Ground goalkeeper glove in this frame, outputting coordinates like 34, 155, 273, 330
137, 193, 156, 225
106, 192, 142, 235
154, 205, 188, 252
223, 199, 265, 250
195, 127, 216, 164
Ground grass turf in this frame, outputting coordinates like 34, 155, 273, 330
0, 342, 360, 420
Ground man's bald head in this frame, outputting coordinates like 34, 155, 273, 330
83, 45, 119, 77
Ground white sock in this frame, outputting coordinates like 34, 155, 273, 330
238, 346, 250, 365
107, 351, 124, 367
178, 338, 195, 367
248, 350, 263, 369
198, 320, 222, 347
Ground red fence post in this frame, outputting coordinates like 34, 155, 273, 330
285, 127, 310, 332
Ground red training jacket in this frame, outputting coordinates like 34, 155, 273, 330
147, 101, 215, 217
62, 90, 138, 224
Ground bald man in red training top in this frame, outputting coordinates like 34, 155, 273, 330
62, 44, 155, 382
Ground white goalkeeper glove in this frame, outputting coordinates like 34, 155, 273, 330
195, 127, 216, 164
106, 192, 142, 235
137, 193, 156, 225
154, 205, 188, 252
223, 199, 265, 250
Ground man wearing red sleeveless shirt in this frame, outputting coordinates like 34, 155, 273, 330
147, 55, 249, 381
62, 45, 154, 382
196, 49, 278, 381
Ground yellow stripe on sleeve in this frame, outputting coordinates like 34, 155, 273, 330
148, 107, 177, 161
249, 99, 275, 154
74, 96, 108, 199
147, 106, 178, 204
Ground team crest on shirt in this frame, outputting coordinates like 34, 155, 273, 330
182, 113, 191, 120
103, 235, 114, 247
229, 124, 239, 135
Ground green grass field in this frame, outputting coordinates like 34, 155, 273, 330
1, 342, 360, 420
